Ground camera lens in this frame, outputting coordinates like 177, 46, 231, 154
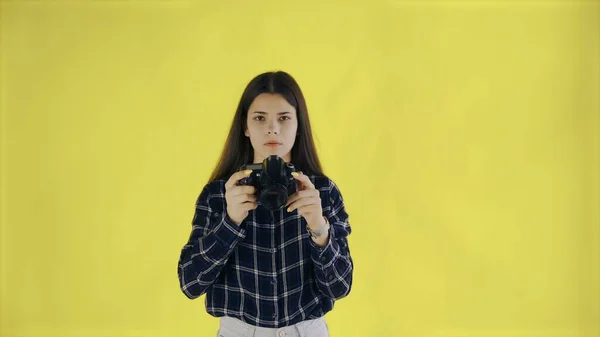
259, 184, 288, 211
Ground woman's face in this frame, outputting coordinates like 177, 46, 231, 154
245, 93, 298, 164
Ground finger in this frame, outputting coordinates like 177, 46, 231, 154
229, 185, 256, 197
232, 193, 256, 204
285, 189, 319, 207
296, 204, 317, 216
286, 194, 298, 207
287, 197, 318, 212
291, 172, 315, 190
226, 169, 253, 189
242, 201, 258, 211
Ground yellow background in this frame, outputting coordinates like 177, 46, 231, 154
1, 1, 598, 336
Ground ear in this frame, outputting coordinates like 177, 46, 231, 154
244, 128, 249, 137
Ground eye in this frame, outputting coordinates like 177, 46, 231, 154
253, 116, 265, 121
280, 116, 291, 121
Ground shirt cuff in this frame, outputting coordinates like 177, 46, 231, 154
309, 225, 338, 267
212, 212, 247, 248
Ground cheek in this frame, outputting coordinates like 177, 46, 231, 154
285, 121, 298, 136
245, 123, 260, 138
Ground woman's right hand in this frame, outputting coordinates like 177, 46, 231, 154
225, 170, 258, 225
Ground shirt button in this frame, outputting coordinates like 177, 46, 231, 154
270, 280, 276, 285
213, 212, 220, 218
271, 248, 276, 253
328, 274, 335, 281
272, 313, 277, 319
321, 256, 326, 261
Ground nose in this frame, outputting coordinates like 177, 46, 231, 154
266, 120, 279, 135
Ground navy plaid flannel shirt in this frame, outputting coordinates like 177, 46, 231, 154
177, 174, 353, 328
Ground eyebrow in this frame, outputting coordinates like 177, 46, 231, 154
251, 111, 292, 115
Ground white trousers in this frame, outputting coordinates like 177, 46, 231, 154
217, 316, 330, 337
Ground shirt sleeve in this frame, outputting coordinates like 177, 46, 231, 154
177, 184, 246, 299
308, 180, 354, 300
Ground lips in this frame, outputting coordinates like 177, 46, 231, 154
265, 142, 281, 147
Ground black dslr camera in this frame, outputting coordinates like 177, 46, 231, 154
238, 155, 298, 211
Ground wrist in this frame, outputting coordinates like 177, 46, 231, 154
307, 216, 330, 240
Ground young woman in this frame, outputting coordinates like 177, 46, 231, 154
177, 71, 353, 337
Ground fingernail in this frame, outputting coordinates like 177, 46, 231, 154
291, 172, 299, 177
244, 170, 252, 175
287, 207, 291, 212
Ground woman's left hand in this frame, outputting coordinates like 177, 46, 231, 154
286, 172, 326, 230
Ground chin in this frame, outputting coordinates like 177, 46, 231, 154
257, 149, 291, 162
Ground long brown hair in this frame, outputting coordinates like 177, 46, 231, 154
208, 71, 324, 182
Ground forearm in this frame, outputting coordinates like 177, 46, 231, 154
309, 226, 353, 300
178, 214, 246, 299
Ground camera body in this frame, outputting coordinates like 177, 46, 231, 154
238, 155, 298, 211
